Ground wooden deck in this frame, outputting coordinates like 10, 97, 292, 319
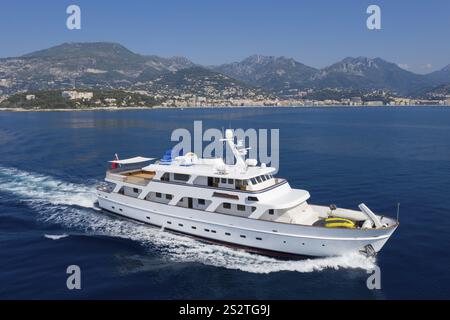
124, 170, 156, 180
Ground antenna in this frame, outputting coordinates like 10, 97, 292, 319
396, 202, 400, 222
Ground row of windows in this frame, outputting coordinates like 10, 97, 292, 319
157, 172, 276, 189
155, 192, 173, 200
154, 193, 208, 206
162, 174, 245, 186
124, 189, 268, 215
162, 220, 263, 241
223, 202, 256, 212
151, 192, 258, 214
250, 174, 273, 185
210, 177, 247, 185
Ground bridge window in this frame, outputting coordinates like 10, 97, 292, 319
251, 178, 257, 184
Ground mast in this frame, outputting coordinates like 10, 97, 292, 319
221, 129, 247, 168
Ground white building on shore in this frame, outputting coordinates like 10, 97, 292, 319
62, 91, 93, 101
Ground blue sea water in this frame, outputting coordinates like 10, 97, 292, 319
0, 107, 449, 299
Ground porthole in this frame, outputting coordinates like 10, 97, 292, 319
191, 226, 197, 230
204, 229, 210, 232
240, 235, 246, 238
256, 237, 262, 241
225, 232, 231, 236
178, 223, 183, 227
167, 221, 172, 225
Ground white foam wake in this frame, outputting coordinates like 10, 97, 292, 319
0, 166, 96, 208
0, 166, 376, 274
44, 234, 69, 240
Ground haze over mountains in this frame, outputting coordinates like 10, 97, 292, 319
1, 42, 449, 98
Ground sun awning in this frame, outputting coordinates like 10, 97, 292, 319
109, 156, 155, 164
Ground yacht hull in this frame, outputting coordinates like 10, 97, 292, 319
97, 191, 397, 257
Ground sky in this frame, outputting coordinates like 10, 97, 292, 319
0, 0, 449, 73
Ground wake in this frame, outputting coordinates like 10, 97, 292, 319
0, 166, 376, 274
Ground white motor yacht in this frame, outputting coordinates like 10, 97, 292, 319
96, 130, 398, 257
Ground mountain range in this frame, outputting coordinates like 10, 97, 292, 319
214, 55, 450, 96
0, 42, 449, 98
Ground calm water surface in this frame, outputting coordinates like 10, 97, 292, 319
0, 107, 449, 299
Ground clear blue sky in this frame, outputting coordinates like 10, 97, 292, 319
0, 0, 449, 73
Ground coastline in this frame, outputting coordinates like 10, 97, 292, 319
1, 104, 449, 112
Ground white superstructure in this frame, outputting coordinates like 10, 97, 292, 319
96, 130, 398, 257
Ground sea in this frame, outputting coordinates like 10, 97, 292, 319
0, 106, 449, 299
